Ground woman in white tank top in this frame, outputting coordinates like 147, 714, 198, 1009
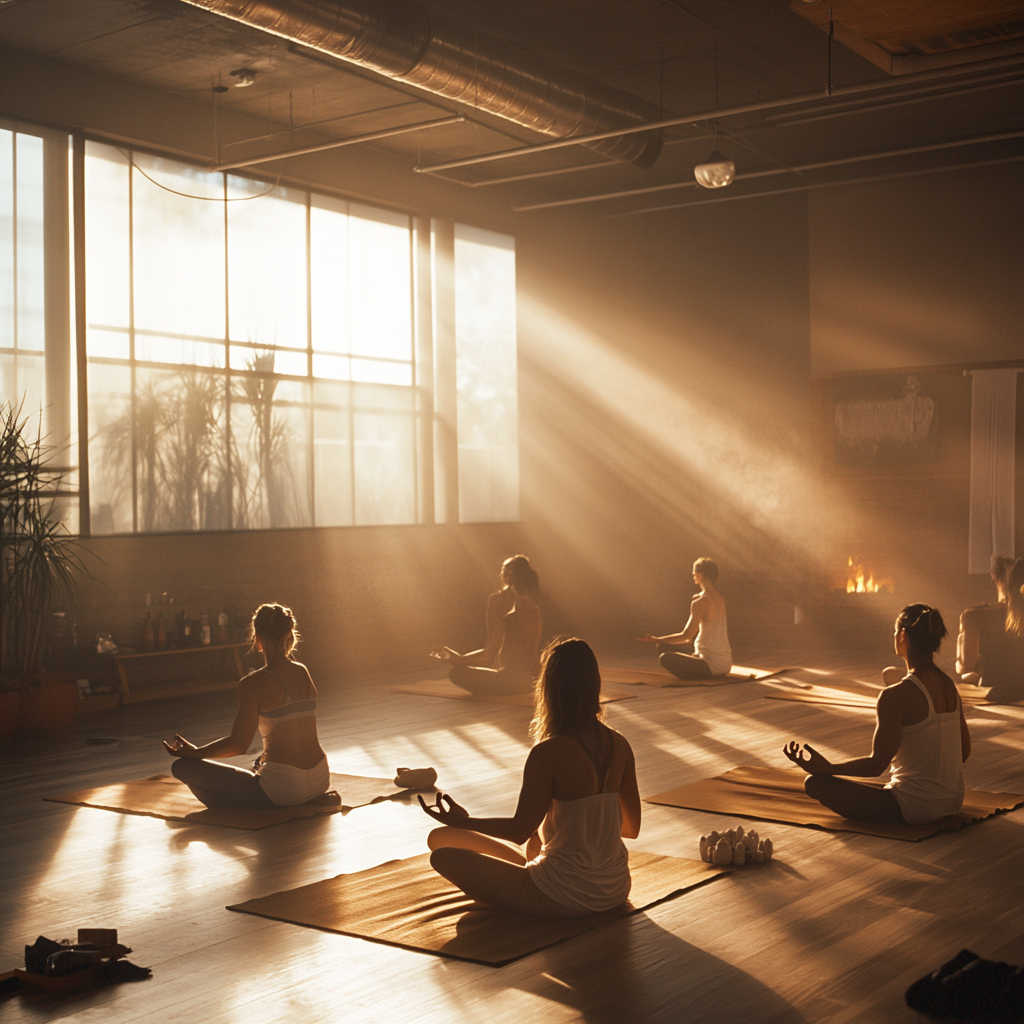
637, 557, 732, 679
784, 604, 970, 825
419, 638, 641, 917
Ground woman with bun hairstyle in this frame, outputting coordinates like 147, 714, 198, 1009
420, 638, 641, 916
164, 604, 329, 808
785, 604, 970, 824
431, 554, 542, 696
955, 556, 1024, 704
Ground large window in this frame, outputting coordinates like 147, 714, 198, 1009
1, 129, 45, 426
2, 129, 518, 534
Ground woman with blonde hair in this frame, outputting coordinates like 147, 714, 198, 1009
420, 638, 641, 916
956, 556, 1024, 704
431, 554, 542, 696
164, 603, 329, 808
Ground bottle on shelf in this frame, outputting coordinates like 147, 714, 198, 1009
216, 610, 228, 644
142, 612, 155, 652
156, 611, 166, 651
201, 612, 211, 646
181, 609, 192, 648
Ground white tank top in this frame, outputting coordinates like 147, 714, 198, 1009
695, 615, 732, 676
885, 674, 964, 824
527, 792, 631, 913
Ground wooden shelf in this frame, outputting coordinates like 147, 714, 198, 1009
108, 643, 248, 704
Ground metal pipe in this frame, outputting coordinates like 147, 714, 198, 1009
179, 0, 665, 167
513, 129, 1024, 212
414, 55, 1024, 174
605, 155, 1024, 218
210, 114, 463, 170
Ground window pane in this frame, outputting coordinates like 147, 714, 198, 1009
231, 373, 311, 529
454, 224, 519, 522
228, 181, 307, 349
310, 195, 349, 356
352, 382, 416, 525
132, 154, 225, 341
88, 361, 133, 534
87, 328, 129, 361
312, 379, 353, 526
135, 335, 225, 368
312, 352, 350, 381
16, 134, 45, 354
84, 143, 130, 333
0, 131, 47, 428
348, 205, 412, 363
351, 357, 412, 386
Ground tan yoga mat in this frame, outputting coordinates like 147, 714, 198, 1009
390, 679, 635, 706
645, 765, 1024, 842
45, 772, 411, 830
603, 665, 786, 688
228, 850, 729, 965
763, 681, 997, 709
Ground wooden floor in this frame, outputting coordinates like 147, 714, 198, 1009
2, 644, 1023, 1024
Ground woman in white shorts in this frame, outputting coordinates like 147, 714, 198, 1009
164, 603, 329, 808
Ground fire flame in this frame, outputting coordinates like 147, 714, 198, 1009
846, 557, 894, 594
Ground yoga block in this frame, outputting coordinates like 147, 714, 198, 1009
77, 928, 117, 947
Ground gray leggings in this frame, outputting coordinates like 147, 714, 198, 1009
449, 665, 534, 696
171, 757, 276, 810
658, 647, 713, 680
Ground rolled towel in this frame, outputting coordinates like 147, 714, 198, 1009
394, 767, 438, 790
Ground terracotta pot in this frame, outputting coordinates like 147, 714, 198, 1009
0, 688, 21, 744
17, 677, 79, 734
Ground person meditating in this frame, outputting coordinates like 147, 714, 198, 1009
638, 556, 732, 680
954, 556, 1024, 704
164, 604, 330, 808
785, 604, 970, 825
419, 637, 641, 917
431, 554, 542, 696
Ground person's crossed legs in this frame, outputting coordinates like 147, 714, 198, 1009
171, 757, 276, 810
427, 826, 586, 918
804, 773, 905, 824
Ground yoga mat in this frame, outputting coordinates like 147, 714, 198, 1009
228, 850, 729, 965
44, 773, 410, 830
644, 765, 1024, 842
603, 665, 787, 688
763, 682, 997, 709
390, 679, 635, 706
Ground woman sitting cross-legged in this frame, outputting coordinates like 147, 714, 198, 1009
419, 637, 641, 917
430, 554, 542, 696
784, 604, 970, 825
952, 555, 1024, 704
163, 603, 330, 809
637, 556, 732, 680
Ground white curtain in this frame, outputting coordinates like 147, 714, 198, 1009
968, 369, 1019, 573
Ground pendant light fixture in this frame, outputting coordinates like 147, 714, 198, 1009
694, 149, 735, 188
694, 46, 735, 189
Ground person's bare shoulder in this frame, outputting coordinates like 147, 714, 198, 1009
962, 603, 1000, 624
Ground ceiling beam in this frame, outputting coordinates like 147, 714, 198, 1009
414, 56, 1024, 175
513, 131, 1024, 212
209, 115, 463, 171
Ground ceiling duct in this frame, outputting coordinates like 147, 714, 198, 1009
178, 0, 664, 167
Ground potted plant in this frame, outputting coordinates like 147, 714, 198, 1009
1, 400, 90, 736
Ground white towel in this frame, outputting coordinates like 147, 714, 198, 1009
968, 369, 1018, 574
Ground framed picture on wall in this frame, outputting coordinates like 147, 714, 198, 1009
833, 372, 944, 466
